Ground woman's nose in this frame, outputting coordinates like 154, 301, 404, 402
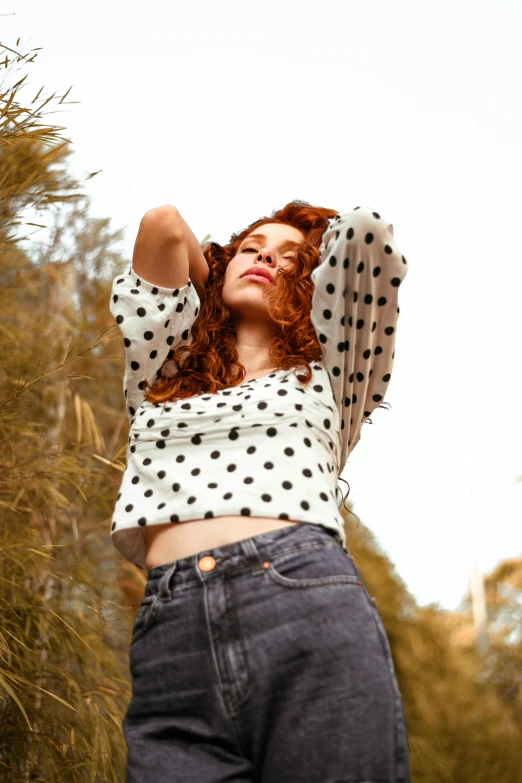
257, 247, 274, 263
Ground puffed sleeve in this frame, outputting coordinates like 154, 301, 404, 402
310, 206, 408, 469
109, 264, 201, 423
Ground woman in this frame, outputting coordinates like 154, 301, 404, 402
109, 200, 410, 782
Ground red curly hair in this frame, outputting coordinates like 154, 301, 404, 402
143, 199, 339, 403
142, 199, 359, 515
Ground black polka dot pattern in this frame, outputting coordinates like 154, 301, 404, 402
109, 267, 200, 423
109, 206, 407, 569
312, 206, 407, 465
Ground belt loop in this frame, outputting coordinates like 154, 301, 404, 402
241, 537, 265, 576
158, 561, 178, 602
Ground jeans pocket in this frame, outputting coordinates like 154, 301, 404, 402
130, 595, 160, 647
266, 542, 362, 589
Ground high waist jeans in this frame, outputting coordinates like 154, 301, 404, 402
123, 522, 410, 782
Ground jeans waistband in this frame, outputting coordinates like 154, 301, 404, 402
144, 522, 344, 601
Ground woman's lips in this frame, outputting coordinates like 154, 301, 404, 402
242, 274, 272, 284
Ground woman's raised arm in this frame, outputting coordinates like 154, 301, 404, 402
132, 205, 209, 299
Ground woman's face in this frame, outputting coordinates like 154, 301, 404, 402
222, 222, 305, 320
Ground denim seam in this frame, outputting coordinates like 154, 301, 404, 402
202, 578, 250, 757
223, 575, 253, 712
130, 595, 161, 647
364, 595, 409, 783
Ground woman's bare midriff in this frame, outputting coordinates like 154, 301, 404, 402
144, 516, 301, 569
144, 369, 300, 569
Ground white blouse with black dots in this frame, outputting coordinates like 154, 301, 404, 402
109, 206, 408, 569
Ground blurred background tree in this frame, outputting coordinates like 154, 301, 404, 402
344, 520, 522, 782
1, 34, 522, 783
0, 38, 139, 781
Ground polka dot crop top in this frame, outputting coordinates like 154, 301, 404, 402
109, 206, 408, 568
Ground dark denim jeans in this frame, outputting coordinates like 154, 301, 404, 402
123, 522, 410, 782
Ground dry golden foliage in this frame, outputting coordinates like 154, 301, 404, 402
344, 517, 522, 782
1, 38, 137, 781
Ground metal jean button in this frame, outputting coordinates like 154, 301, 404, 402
198, 555, 216, 572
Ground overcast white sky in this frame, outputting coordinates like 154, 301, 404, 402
5, 0, 522, 610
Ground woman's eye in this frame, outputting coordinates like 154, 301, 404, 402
242, 247, 294, 260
